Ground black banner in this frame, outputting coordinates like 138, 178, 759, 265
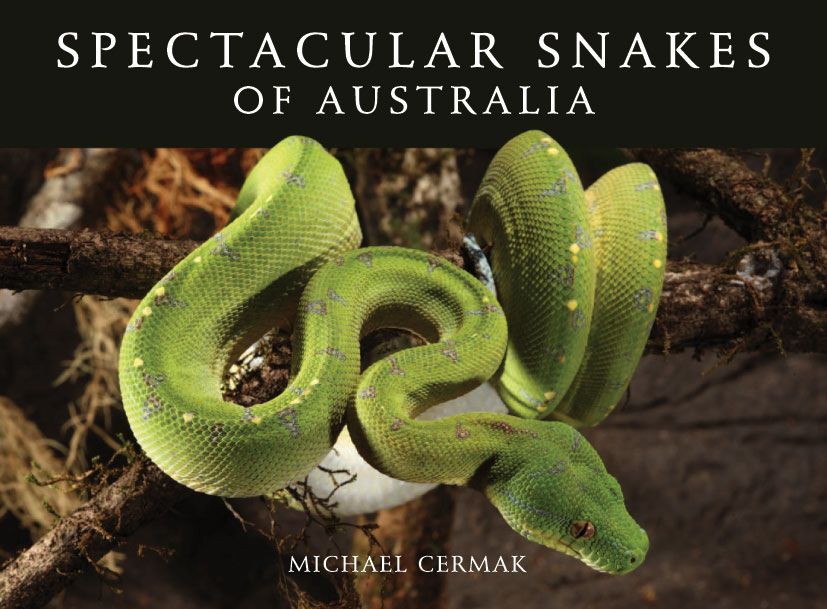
2, 2, 822, 146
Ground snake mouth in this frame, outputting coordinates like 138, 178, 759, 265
508, 517, 642, 575
558, 534, 616, 574
577, 551, 614, 574
570, 543, 639, 575
578, 527, 649, 575
504, 517, 606, 571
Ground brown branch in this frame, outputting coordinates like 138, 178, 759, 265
626, 148, 793, 243
2, 226, 825, 354
627, 147, 827, 283
627, 148, 827, 355
0, 458, 191, 609
645, 257, 826, 355
0, 227, 197, 299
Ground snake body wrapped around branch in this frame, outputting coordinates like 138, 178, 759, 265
119, 132, 665, 574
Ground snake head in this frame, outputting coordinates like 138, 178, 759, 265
484, 421, 648, 574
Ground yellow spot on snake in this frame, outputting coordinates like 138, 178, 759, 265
569, 243, 580, 255
290, 398, 301, 405
655, 231, 663, 242
251, 416, 262, 424
566, 299, 578, 311
544, 391, 556, 402
183, 412, 194, 422
536, 405, 547, 412
156, 287, 165, 297
194, 256, 202, 263
547, 148, 559, 155
302, 389, 311, 396
653, 184, 661, 191
143, 307, 152, 316
653, 259, 662, 269
133, 358, 143, 367
310, 378, 320, 386
648, 303, 655, 313
541, 137, 552, 144
482, 296, 489, 303
572, 255, 578, 263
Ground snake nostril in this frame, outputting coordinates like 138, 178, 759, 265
630, 557, 636, 563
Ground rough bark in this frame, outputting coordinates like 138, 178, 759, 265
626, 148, 827, 356
648, 257, 827, 355
0, 458, 191, 609
1, 226, 824, 354
627, 148, 794, 243
0, 227, 197, 299
627, 148, 827, 286
1, 148, 138, 331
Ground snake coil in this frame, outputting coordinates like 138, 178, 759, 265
119, 131, 665, 574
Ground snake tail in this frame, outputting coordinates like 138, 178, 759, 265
553, 163, 667, 427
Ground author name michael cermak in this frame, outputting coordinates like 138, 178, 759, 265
289, 554, 527, 573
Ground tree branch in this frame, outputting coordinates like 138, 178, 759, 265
625, 148, 792, 243
2, 226, 825, 354
627, 148, 827, 276
626, 148, 827, 355
646, 257, 826, 355
0, 458, 191, 609
0, 227, 197, 299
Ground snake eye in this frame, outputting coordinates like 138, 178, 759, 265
570, 520, 596, 540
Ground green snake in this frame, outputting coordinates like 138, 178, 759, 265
119, 132, 666, 575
